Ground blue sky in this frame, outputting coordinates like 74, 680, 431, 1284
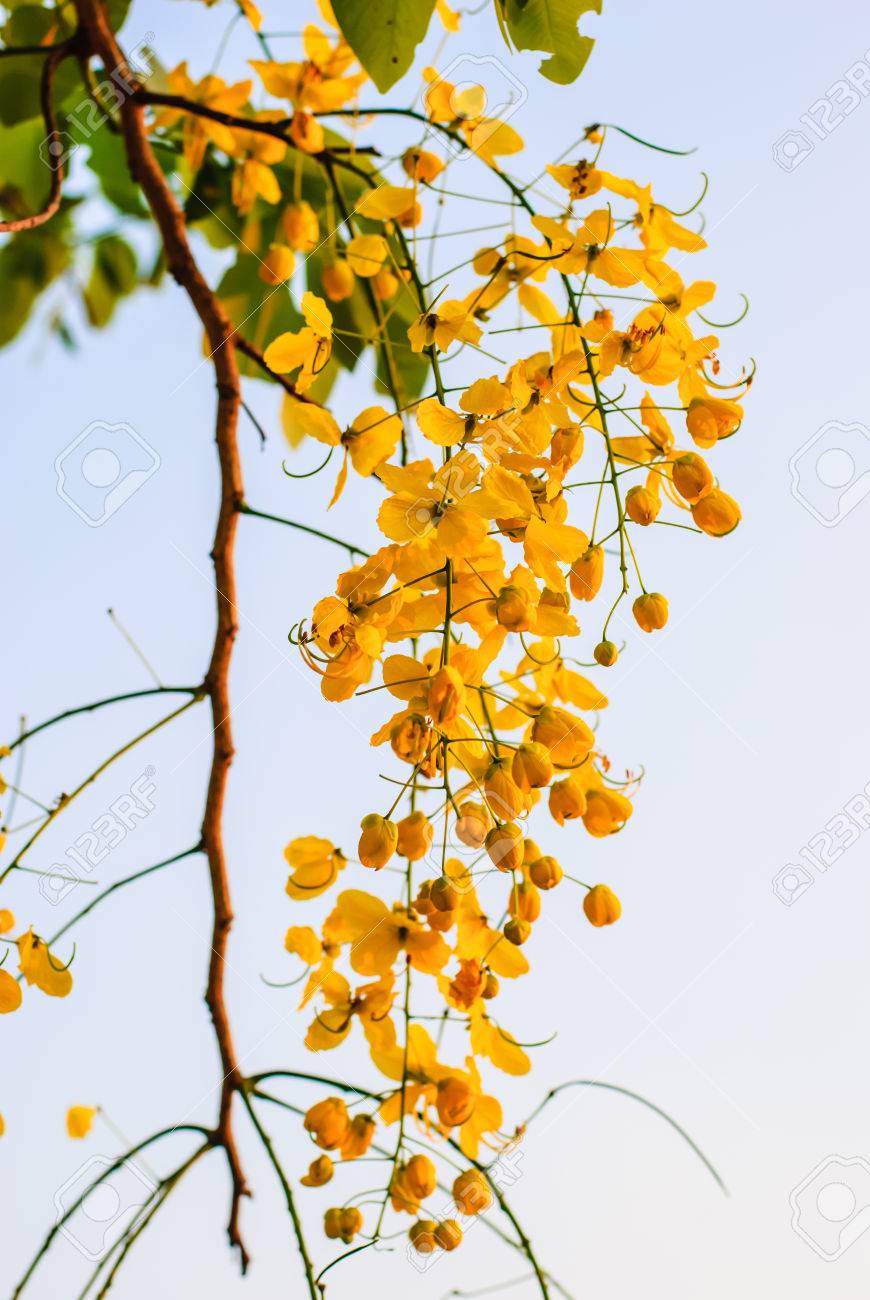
4, 0, 870, 1296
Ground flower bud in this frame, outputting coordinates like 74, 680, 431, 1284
531, 705, 594, 767
455, 800, 489, 848
304, 1097, 349, 1150
436, 1075, 476, 1127
582, 787, 633, 837
402, 147, 445, 183
632, 592, 668, 632
548, 776, 587, 824
484, 822, 524, 873
324, 1205, 363, 1242
583, 883, 622, 927
593, 639, 618, 667
691, 487, 741, 536
503, 916, 531, 946
483, 757, 525, 820
511, 879, 541, 922
409, 1220, 439, 1254
258, 243, 296, 285
281, 200, 319, 251
570, 545, 604, 601
405, 1154, 437, 1200
321, 259, 355, 302
511, 741, 553, 792
672, 452, 713, 504
358, 813, 398, 869
372, 267, 399, 300
624, 485, 660, 526
528, 855, 563, 889
453, 1169, 493, 1216
685, 396, 742, 448
428, 665, 466, 726
396, 810, 433, 861
430, 875, 459, 912
301, 1154, 333, 1187
435, 1219, 463, 1251
481, 971, 500, 999
495, 584, 535, 632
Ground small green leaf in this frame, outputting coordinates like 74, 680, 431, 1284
502, 0, 601, 85
83, 235, 138, 328
332, 0, 436, 92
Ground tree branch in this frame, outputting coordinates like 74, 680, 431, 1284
70, 0, 251, 1270
0, 41, 75, 233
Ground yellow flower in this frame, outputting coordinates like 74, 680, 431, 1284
583, 883, 622, 927
358, 814, 398, 870
528, 855, 563, 889
66, 1106, 97, 1139
346, 234, 389, 277
409, 1220, 439, 1255
0, 968, 22, 1014
153, 64, 252, 173
328, 890, 450, 976
546, 158, 603, 200
227, 117, 286, 214
427, 665, 466, 725
17, 930, 72, 998
264, 291, 333, 392
0, 908, 14, 932
284, 835, 347, 900
407, 301, 482, 354
301, 1154, 333, 1186
249, 25, 365, 111
495, 584, 534, 632
396, 810, 434, 861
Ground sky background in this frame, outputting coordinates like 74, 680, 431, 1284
3, 0, 870, 1296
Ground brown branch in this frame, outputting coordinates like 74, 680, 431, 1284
0, 41, 75, 233
133, 88, 379, 173
69, 0, 252, 1270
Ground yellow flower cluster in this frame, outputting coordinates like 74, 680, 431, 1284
268, 37, 750, 1260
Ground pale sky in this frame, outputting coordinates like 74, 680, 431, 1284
4, 1, 870, 1297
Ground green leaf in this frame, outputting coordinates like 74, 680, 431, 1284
501, 0, 601, 85
0, 208, 73, 346
332, 0, 436, 92
83, 234, 138, 328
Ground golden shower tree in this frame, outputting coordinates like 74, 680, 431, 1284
0, 0, 750, 1294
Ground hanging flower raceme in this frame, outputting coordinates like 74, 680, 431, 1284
264, 102, 750, 1262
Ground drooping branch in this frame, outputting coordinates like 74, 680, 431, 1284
0, 41, 76, 233
69, 0, 253, 1268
